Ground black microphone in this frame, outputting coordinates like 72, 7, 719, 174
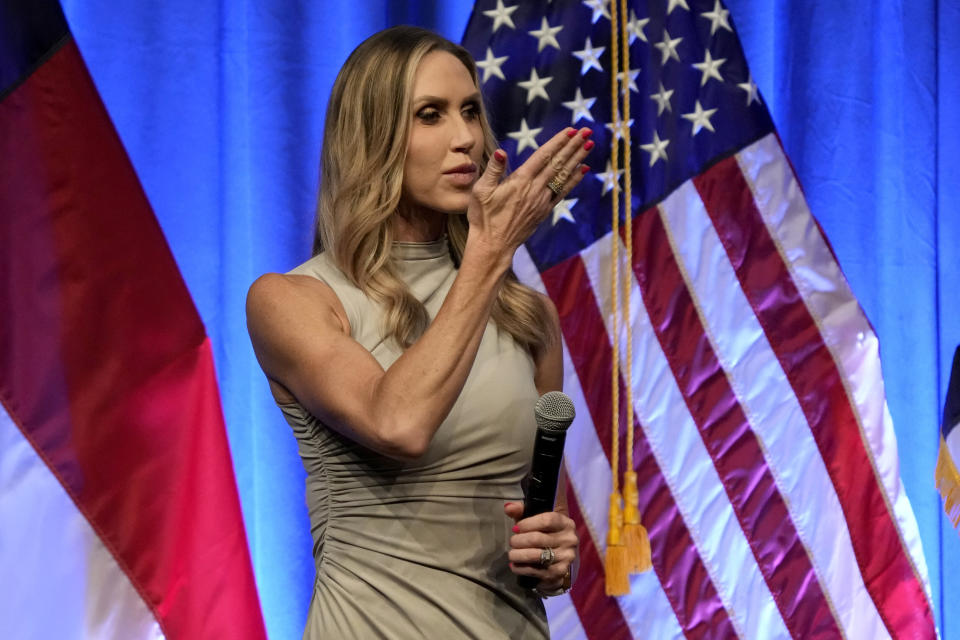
518, 391, 575, 589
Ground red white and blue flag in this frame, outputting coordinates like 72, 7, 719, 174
463, 1, 937, 638
0, 1, 266, 638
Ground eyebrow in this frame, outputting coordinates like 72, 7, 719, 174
412, 92, 482, 107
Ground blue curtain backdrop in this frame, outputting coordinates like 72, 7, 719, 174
57, 1, 958, 637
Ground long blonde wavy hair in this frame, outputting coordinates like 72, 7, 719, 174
314, 26, 556, 356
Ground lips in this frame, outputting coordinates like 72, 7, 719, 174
443, 163, 477, 175
443, 163, 478, 187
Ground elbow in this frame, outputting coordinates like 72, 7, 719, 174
372, 420, 431, 461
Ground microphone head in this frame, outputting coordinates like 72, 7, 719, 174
534, 391, 576, 433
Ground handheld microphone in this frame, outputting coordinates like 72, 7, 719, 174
518, 391, 575, 589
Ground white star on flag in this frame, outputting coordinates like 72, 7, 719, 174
517, 68, 553, 104
701, 0, 733, 36
738, 74, 761, 105
475, 47, 508, 83
552, 197, 578, 225
582, 0, 610, 24
682, 100, 718, 134
627, 10, 650, 43
482, 0, 518, 32
572, 37, 605, 75
640, 130, 670, 166
507, 118, 542, 153
594, 160, 624, 195
655, 29, 683, 64
605, 118, 634, 140
528, 17, 563, 52
693, 49, 726, 86
562, 88, 596, 124
617, 68, 641, 94
650, 82, 674, 116
667, 0, 690, 14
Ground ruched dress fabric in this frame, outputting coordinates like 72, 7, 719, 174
279, 238, 549, 639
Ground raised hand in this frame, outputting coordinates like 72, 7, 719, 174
467, 127, 593, 263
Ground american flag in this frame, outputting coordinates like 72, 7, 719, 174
462, 1, 937, 638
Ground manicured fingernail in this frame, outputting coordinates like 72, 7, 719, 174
584, 140, 595, 151
494, 150, 506, 162
512, 525, 520, 533
581, 128, 593, 138
580, 164, 590, 174
565, 128, 576, 138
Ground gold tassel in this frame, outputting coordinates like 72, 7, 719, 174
622, 470, 652, 572
605, 491, 630, 595
936, 436, 960, 530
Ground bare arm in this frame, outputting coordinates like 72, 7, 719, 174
247, 127, 592, 460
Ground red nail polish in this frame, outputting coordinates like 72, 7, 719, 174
581, 128, 593, 138
584, 140, 595, 151
565, 128, 576, 138
580, 164, 590, 175
512, 525, 519, 533
494, 150, 506, 162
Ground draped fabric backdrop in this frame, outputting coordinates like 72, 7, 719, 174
57, 0, 958, 637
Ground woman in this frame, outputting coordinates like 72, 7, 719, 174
246, 25, 592, 639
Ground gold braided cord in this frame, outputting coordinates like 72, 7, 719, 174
616, 0, 651, 577
608, 0, 621, 498
604, 0, 631, 597
619, 0, 634, 469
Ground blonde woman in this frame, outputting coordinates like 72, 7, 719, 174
247, 26, 592, 639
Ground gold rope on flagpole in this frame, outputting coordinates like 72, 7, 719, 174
604, 0, 629, 597
618, 0, 651, 575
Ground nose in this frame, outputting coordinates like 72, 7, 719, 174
451, 113, 477, 154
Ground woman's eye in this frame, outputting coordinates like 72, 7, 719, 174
417, 109, 440, 123
462, 105, 480, 120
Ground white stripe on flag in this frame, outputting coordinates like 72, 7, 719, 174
658, 177, 890, 639
579, 233, 787, 640
737, 134, 933, 599
0, 404, 162, 640
514, 246, 685, 640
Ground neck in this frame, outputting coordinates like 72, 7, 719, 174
393, 206, 446, 242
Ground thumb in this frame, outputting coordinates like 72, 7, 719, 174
504, 501, 525, 523
474, 149, 507, 195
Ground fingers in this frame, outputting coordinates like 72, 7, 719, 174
473, 149, 508, 200
533, 128, 593, 197
516, 127, 588, 181
513, 510, 570, 534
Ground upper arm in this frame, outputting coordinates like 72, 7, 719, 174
245, 273, 409, 458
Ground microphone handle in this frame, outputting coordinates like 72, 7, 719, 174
518, 427, 568, 590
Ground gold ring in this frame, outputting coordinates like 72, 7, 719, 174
546, 177, 564, 197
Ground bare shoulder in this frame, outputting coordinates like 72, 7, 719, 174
245, 272, 351, 402
246, 272, 348, 337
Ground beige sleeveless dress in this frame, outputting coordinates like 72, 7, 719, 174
279, 238, 549, 639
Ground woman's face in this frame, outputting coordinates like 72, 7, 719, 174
402, 51, 485, 217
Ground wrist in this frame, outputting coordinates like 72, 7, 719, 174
462, 231, 513, 275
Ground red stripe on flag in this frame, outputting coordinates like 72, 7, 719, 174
693, 156, 936, 638
542, 255, 736, 639
629, 207, 842, 639
0, 40, 265, 638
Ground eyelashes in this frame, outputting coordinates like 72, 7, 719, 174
415, 102, 482, 124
